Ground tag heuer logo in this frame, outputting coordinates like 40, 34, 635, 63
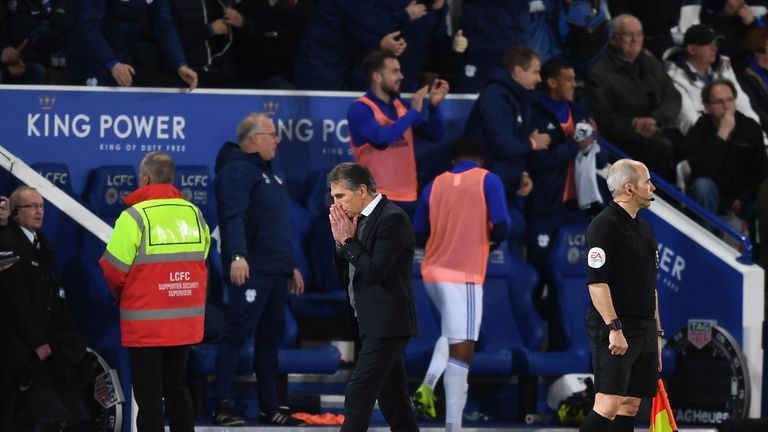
688, 319, 715, 349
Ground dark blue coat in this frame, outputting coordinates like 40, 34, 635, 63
68, 0, 186, 84
527, 94, 593, 216
453, 0, 529, 93
294, 0, 403, 90
214, 142, 295, 276
465, 67, 533, 202
346, 0, 449, 92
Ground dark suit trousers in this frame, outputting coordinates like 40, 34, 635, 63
0, 367, 24, 431
128, 345, 194, 432
341, 336, 419, 432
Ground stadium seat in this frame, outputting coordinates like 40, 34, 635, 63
28, 163, 81, 274
472, 278, 518, 376
543, 224, 592, 366
290, 172, 348, 319
188, 306, 341, 419
677, 3, 701, 35
174, 165, 216, 227
305, 171, 345, 294
189, 307, 341, 376
174, 165, 225, 308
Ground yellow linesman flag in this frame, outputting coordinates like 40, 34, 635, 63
650, 378, 678, 432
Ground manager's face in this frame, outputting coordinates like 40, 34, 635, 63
330, 181, 369, 218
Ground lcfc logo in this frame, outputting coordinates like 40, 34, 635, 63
263, 101, 279, 115
39, 96, 56, 110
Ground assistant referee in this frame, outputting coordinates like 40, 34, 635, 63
580, 159, 664, 432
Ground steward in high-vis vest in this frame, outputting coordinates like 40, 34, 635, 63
99, 152, 210, 432
347, 50, 448, 211
410, 138, 510, 429
100, 179, 210, 347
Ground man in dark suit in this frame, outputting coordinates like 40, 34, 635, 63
327, 162, 419, 432
0, 186, 81, 431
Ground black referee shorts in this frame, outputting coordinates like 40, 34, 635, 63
586, 316, 658, 398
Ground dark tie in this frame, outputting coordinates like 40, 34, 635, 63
356, 215, 368, 240
33, 235, 40, 249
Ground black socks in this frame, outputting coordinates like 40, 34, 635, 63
579, 409, 612, 432
609, 414, 635, 432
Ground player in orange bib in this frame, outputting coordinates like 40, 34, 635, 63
411, 138, 511, 431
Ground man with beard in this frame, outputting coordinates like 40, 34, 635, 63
347, 49, 449, 216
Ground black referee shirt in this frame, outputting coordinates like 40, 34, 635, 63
585, 201, 659, 321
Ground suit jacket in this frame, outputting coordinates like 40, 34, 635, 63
334, 196, 418, 339
0, 222, 78, 368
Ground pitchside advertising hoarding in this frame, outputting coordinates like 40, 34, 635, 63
0, 86, 475, 195
1, 86, 765, 425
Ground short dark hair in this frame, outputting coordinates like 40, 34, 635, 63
363, 50, 398, 81
541, 58, 574, 83
702, 78, 737, 104
327, 162, 377, 194
501, 46, 539, 72
450, 137, 483, 162
744, 27, 768, 54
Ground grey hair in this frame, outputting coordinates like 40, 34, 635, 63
140, 151, 175, 184
9, 186, 39, 210
236, 112, 271, 146
611, 14, 640, 37
327, 162, 377, 194
606, 159, 641, 197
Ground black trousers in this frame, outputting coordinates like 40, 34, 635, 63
128, 345, 193, 432
0, 367, 24, 431
341, 336, 419, 432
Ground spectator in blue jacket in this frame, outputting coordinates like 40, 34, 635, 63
527, 58, 608, 322
453, 0, 529, 93
294, 0, 427, 90
347, 50, 448, 216
67, 0, 198, 88
348, 0, 450, 92
465, 46, 550, 243
527, 58, 597, 265
212, 113, 305, 426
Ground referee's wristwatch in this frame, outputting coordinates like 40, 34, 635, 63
231, 254, 244, 262
657, 329, 665, 338
606, 318, 622, 332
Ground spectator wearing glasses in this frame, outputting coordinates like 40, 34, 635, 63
664, 24, 761, 137
586, 14, 682, 181
0, 187, 83, 431
683, 79, 767, 226
212, 112, 305, 426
